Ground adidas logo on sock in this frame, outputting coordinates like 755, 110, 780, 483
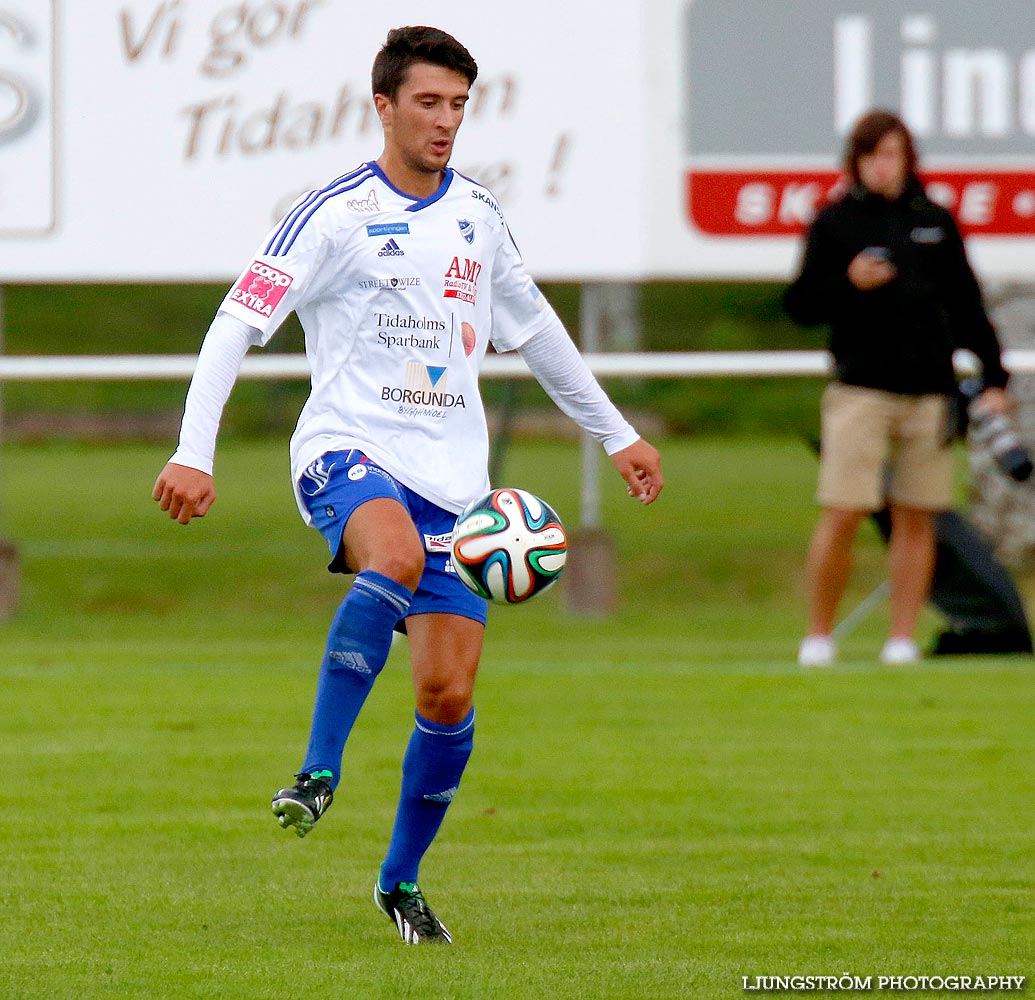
423, 785, 458, 803
329, 650, 373, 674
377, 238, 405, 257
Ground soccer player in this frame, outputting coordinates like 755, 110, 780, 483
153, 25, 663, 944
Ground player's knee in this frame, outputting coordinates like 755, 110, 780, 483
368, 543, 424, 592
416, 683, 473, 727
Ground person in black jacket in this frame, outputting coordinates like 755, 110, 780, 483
784, 109, 1011, 666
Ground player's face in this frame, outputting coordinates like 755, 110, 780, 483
857, 130, 908, 199
376, 62, 470, 181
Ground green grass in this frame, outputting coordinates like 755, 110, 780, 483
1, 437, 1033, 998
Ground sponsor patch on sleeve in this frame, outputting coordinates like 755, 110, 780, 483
229, 260, 294, 318
528, 280, 548, 310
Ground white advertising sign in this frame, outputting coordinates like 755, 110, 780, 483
3, 1, 1034, 282
0, 0, 54, 236
0, 0, 646, 281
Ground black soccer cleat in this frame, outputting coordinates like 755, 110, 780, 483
374, 880, 453, 944
271, 772, 333, 838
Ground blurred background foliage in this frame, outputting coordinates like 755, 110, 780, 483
2, 282, 827, 439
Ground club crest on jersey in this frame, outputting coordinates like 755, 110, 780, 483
457, 219, 475, 244
231, 260, 293, 318
443, 256, 482, 305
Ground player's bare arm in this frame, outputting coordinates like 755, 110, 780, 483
152, 463, 216, 525
611, 439, 664, 505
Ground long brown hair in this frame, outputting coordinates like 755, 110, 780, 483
843, 109, 919, 186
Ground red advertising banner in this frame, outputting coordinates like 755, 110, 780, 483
688, 169, 1035, 237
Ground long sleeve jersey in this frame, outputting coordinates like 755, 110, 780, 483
171, 162, 638, 520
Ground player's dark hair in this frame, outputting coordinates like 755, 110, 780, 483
371, 26, 478, 100
843, 109, 919, 187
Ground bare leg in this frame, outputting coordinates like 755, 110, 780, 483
805, 507, 868, 635
406, 612, 485, 725
887, 504, 936, 640
341, 497, 425, 588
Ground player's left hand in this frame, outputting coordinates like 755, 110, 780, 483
610, 439, 663, 506
152, 462, 216, 525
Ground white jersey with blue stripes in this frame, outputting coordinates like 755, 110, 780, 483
219, 162, 556, 517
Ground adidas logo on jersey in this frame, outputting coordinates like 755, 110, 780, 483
378, 238, 405, 257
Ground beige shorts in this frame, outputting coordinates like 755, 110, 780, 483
817, 382, 953, 511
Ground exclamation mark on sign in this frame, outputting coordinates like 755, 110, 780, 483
545, 133, 571, 197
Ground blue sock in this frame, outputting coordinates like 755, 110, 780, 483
379, 708, 475, 889
300, 570, 412, 790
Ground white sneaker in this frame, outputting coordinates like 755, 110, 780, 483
798, 635, 836, 667
880, 637, 920, 665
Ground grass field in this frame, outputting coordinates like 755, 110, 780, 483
1, 437, 1033, 998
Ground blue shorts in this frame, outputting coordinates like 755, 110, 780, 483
298, 449, 488, 626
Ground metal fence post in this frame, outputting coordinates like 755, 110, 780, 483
562, 283, 619, 616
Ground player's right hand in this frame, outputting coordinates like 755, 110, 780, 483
152, 463, 216, 525
610, 438, 664, 506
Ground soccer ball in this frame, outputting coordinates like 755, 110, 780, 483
450, 488, 567, 604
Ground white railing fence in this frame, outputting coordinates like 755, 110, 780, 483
0, 350, 832, 381
3, 348, 1035, 382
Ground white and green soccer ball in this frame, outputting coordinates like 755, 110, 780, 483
450, 488, 568, 604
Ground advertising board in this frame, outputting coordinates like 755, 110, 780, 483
651, 0, 1035, 279
0, 0, 646, 281
0, 0, 54, 237
2, 1, 1034, 282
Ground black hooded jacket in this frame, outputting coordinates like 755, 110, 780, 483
784, 179, 1008, 394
